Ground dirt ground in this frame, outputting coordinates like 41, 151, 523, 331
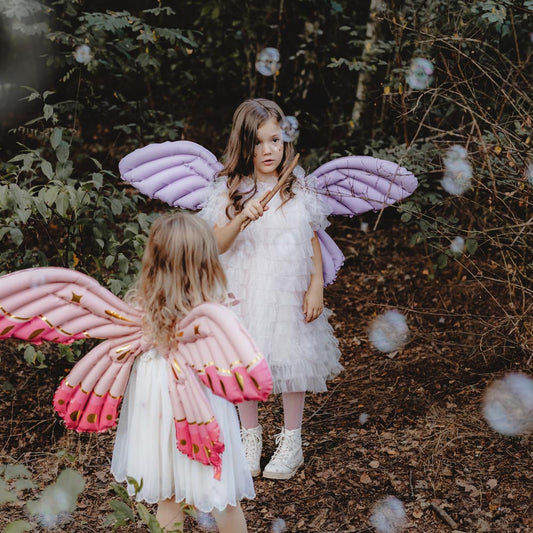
1, 218, 532, 532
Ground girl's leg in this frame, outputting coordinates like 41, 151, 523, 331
282, 391, 306, 430
237, 400, 259, 428
238, 400, 262, 476
156, 498, 185, 532
212, 503, 248, 533
263, 392, 305, 480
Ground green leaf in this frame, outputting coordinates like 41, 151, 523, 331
41, 160, 54, 180
110, 482, 131, 502
9, 227, 23, 246
466, 238, 479, 255
23, 345, 37, 364
50, 128, 63, 150
55, 191, 69, 217
5, 464, 32, 480
56, 142, 70, 164
43, 104, 54, 121
138, 503, 164, 532
0, 486, 19, 504
108, 499, 135, 521
15, 478, 35, 491
2, 520, 34, 532
44, 186, 60, 205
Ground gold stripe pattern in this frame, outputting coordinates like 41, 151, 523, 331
105, 309, 132, 322
0, 305, 30, 321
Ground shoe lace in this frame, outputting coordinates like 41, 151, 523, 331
241, 427, 261, 455
270, 431, 297, 463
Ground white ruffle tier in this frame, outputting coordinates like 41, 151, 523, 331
110, 349, 255, 512
199, 177, 343, 394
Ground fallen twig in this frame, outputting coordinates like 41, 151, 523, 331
430, 501, 458, 529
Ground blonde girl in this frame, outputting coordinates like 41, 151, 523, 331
110, 213, 254, 532
199, 99, 342, 480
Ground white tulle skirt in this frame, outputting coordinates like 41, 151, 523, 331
110, 349, 255, 513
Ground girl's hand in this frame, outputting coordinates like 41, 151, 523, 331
240, 190, 270, 229
303, 281, 323, 323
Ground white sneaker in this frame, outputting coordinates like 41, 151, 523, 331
263, 427, 304, 480
241, 425, 262, 477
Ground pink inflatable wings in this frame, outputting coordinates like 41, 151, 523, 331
119, 141, 418, 285
0, 267, 272, 478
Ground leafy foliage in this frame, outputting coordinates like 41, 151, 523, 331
0, 0, 532, 364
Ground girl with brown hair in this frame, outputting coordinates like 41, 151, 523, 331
200, 99, 342, 480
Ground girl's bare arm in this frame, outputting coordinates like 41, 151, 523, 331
213, 191, 270, 253
302, 232, 324, 323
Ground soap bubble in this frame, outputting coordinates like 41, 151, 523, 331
526, 161, 533, 186
271, 517, 287, 532
449, 236, 465, 255
281, 116, 299, 143
74, 44, 92, 64
406, 57, 434, 90
196, 510, 217, 530
482, 372, 533, 436
441, 145, 473, 195
255, 47, 280, 76
26, 469, 84, 529
369, 495, 407, 533
368, 310, 410, 353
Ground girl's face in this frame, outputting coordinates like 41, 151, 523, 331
253, 117, 284, 181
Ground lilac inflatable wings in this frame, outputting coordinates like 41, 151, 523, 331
0, 267, 272, 477
119, 140, 222, 210
310, 156, 418, 284
311, 156, 418, 216
118, 141, 418, 284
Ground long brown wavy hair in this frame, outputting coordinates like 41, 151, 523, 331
127, 212, 227, 351
219, 98, 297, 219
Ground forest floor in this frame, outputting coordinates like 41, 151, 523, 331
0, 218, 532, 533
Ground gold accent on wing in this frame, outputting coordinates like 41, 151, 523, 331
204, 446, 212, 458
192, 444, 199, 454
220, 381, 226, 396
57, 399, 65, 405
106, 414, 113, 420
235, 371, 244, 392
177, 331, 184, 337
172, 359, 182, 375
70, 410, 80, 421
206, 373, 214, 392
116, 344, 131, 361
180, 439, 187, 446
87, 413, 97, 423
71, 292, 83, 303
0, 325, 14, 336
105, 309, 132, 322
246, 353, 263, 369
0, 305, 30, 321
194, 324, 200, 335
251, 376, 260, 390
28, 328, 45, 340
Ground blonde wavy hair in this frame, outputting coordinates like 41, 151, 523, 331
128, 212, 227, 351
219, 98, 297, 219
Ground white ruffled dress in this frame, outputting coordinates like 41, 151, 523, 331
199, 175, 342, 394
110, 349, 255, 512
